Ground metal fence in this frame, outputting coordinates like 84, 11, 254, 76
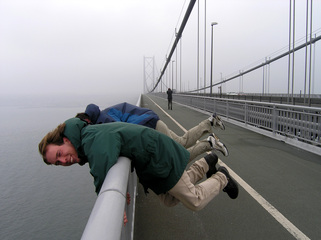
153, 93, 321, 155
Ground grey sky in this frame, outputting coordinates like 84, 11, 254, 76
1, 0, 320, 97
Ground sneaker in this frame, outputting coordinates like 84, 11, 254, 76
204, 152, 218, 178
208, 113, 225, 130
218, 166, 239, 199
207, 133, 229, 157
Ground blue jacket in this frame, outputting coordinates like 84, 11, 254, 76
85, 102, 160, 129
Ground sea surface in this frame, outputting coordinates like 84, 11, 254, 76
0, 93, 139, 240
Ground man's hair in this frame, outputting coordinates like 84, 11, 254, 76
38, 123, 66, 165
75, 112, 91, 124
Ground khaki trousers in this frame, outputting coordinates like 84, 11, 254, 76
158, 158, 228, 211
155, 119, 213, 161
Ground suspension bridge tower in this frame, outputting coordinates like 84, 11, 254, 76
143, 56, 155, 93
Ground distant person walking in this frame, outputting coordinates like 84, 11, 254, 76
167, 88, 173, 110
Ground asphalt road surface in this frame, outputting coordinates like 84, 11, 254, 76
133, 94, 321, 240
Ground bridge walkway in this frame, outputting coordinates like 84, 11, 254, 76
133, 94, 321, 240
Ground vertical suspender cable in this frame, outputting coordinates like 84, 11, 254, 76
287, 0, 292, 103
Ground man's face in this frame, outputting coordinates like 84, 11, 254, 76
45, 137, 80, 166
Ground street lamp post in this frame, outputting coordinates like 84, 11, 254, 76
172, 60, 175, 90
210, 22, 218, 96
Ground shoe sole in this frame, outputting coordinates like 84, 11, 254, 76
214, 117, 225, 130
214, 142, 229, 157
208, 134, 229, 157
219, 122, 226, 130
219, 167, 239, 199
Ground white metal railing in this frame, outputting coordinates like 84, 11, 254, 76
81, 157, 132, 240
152, 93, 321, 156
81, 96, 141, 240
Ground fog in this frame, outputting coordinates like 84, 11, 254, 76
1, 0, 320, 97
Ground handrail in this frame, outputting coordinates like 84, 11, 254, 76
81, 157, 131, 240
81, 95, 141, 240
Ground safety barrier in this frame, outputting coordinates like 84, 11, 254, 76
153, 93, 321, 155
81, 96, 140, 240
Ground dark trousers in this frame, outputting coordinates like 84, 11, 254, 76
168, 99, 172, 110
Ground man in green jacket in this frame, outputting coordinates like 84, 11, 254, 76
39, 117, 238, 211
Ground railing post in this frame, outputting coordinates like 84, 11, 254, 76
272, 105, 277, 135
244, 102, 248, 125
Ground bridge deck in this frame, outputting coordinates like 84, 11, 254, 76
134, 94, 321, 240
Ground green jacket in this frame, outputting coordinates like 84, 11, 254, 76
63, 118, 190, 195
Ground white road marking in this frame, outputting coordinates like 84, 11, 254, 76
147, 95, 310, 240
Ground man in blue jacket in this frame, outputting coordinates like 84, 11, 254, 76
77, 102, 228, 160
